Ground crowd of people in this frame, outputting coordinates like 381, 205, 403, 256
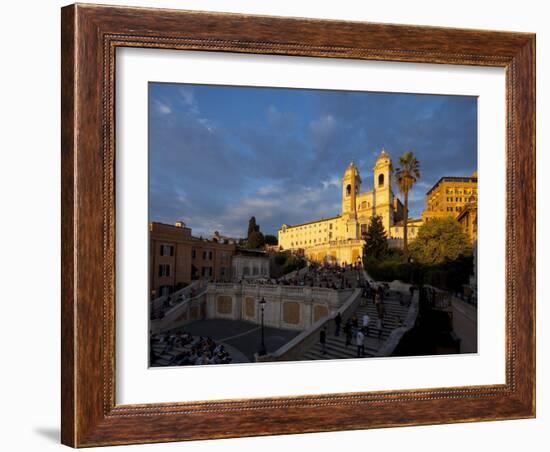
150, 331, 232, 366
238, 262, 362, 290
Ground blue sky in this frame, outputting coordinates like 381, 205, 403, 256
149, 82, 477, 238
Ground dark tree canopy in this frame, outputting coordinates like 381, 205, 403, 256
363, 215, 388, 259
247, 230, 265, 249
264, 234, 278, 246
247, 216, 259, 238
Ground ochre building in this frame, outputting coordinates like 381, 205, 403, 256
149, 221, 236, 298
278, 149, 407, 264
422, 173, 478, 222
421, 173, 478, 242
457, 203, 478, 243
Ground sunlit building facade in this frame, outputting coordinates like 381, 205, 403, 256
278, 150, 409, 264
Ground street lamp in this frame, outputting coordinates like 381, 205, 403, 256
258, 297, 267, 356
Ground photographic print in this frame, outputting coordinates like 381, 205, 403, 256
61, 6, 535, 445
148, 82, 478, 367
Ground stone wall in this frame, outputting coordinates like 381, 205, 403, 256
255, 289, 362, 362
150, 292, 207, 333
206, 283, 344, 331
450, 297, 478, 353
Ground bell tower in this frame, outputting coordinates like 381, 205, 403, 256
373, 148, 393, 233
342, 161, 361, 218
341, 161, 361, 240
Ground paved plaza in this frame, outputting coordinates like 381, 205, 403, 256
152, 319, 300, 365
183, 319, 300, 360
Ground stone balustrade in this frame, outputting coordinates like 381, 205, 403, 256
150, 292, 207, 333
150, 279, 206, 313
205, 283, 346, 331
376, 289, 420, 357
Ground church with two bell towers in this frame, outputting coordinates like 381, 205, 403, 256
278, 149, 405, 265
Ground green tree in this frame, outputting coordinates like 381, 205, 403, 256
363, 215, 388, 259
409, 217, 471, 265
264, 234, 278, 246
247, 230, 265, 249
282, 255, 306, 274
395, 151, 421, 258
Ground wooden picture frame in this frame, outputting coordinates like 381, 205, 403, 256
61, 3, 535, 447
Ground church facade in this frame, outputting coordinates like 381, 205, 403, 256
278, 149, 405, 264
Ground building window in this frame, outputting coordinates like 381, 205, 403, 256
346, 184, 351, 196
201, 266, 212, 277
160, 244, 174, 256
158, 264, 170, 277
253, 267, 259, 276
192, 248, 196, 259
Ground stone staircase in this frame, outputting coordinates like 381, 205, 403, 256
301, 292, 410, 361
151, 341, 191, 366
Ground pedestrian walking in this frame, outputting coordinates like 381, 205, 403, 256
379, 301, 386, 320
356, 328, 365, 357
351, 315, 359, 339
375, 296, 382, 318
378, 285, 385, 303
376, 318, 383, 340
320, 327, 327, 355
334, 312, 342, 336
344, 319, 352, 347
362, 313, 370, 337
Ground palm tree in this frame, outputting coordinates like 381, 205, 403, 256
395, 151, 420, 257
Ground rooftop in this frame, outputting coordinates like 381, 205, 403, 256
279, 215, 341, 230
426, 175, 478, 196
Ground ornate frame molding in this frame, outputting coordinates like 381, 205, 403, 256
61, 4, 535, 447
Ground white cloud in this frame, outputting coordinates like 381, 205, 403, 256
178, 87, 195, 106
321, 176, 340, 189
257, 185, 281, 195
310, 114, 336, 136
155, 100, 172, 115
198, 117, 215, 133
